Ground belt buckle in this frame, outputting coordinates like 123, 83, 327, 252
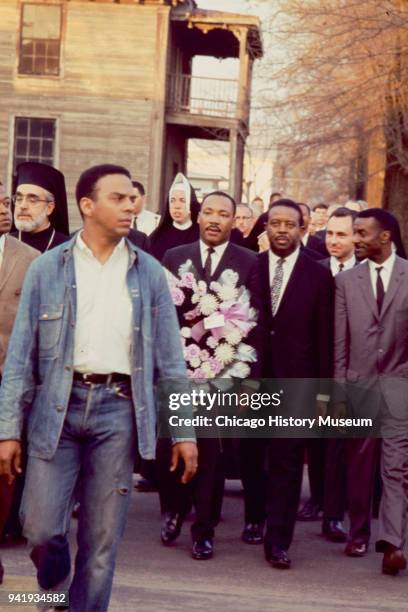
83, 373, 92, 385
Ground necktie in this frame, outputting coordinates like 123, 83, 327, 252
338, 262, 344, 274
376, 266, 385, 313
271, 258, 285, 316
204, 247, 215, 281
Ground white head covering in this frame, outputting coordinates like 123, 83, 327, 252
169, 173, 192, 214
168, 172, 192, 229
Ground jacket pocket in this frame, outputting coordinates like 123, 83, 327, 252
38, 304, 64, 357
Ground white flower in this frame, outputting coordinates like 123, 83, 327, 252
209, 281, 221, 293
197, 280, 207, 295
199, 294, 218, 316
201, 361, 215, 377
181, 327, 192, 338
216, 285, 239, 302
219, 269, 239, 287
215, 342, 235, 365
191, 294, 199, 304
207, 336, 218, 349
190, 357, 201, 368
224, 328, 242, 346
228, 361, 251, 378
235, 342, 257, 363
178, 259, 193, 275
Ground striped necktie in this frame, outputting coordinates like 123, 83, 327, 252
271, 258, 285, 316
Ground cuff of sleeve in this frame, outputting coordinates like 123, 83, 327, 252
316, 394, 330, 402
172, 438, 197, 445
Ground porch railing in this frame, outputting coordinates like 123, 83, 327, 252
167, 73, 239, 119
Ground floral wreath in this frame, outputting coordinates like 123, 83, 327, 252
166, 259, 258, 380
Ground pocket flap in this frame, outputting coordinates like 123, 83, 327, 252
39, 304, 64, 321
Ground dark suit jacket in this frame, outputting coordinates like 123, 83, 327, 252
306, 234, 328, 257
162, 240, 265, 377
259, 250, 333, 403
128, 228, 150, 253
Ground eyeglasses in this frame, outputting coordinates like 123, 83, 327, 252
13, 194, 50, 206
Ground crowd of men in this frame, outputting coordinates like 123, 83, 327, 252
0, 162, 407, 612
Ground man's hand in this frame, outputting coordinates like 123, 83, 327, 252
257, 231, 270, 253
316, 400, 328, 419
170, 442, 198, 484
0, 440, 22, 485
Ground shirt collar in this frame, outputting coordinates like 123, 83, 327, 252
269, 245, 300, 266
330, 253, 356, 270
367, 251, 395, 274
0, 234, 6, 254
200, 239, 229, 259
75, 231, 126, 260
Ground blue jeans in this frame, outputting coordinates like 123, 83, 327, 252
20, 380, 137, 611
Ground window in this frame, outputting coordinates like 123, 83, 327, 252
13, 117, 56, 173
19, 4, 62, 76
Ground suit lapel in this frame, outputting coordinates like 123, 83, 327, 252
380, 256, 405, 319
0, 235, 19, 294
356, 261, 379, 320
189, 242, 205, 281
274, 252, 307, 318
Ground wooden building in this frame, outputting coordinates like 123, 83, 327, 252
0, 0, 262, 228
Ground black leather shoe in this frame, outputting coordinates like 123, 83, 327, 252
0, 557, 4, 584
160, 512, 184, 545
345, 542, 368, 557
241, 523, 264, 544
267, 546, 291, 569
322, 519, 347, 543
297, 498, 322, 521
192, 539, 213, 560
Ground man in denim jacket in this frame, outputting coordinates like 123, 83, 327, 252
0, 164, 197, 611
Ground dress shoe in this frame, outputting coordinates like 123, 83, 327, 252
297, 498, 322, 521
160, 512, 184, 545
322, 519, 347, 543
192, 539, 213, 560
241, 523, 264, 544
266, 546, 291, 569
382, 545, 407, 576
135, 477, 157, 492
0, 557, 4, 584
344, 542, 368, 557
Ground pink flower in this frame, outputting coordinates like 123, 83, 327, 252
179, 272, 195, 289
208, 358, 223, 375
188, 368, 207, 382
185, 344, 201, 361
184, 306, 200, 321
171, 287, 185, 306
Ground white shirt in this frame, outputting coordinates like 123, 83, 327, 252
0, 234, 5, 270
301, 232, 309, 246
330, 254, 356, 276
200, 239, 229, 276
268, 246, 300, 313
368, 251, 395, 298
135, 209, 160, 236
73, 233, 132, 375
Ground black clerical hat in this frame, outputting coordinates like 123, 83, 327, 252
14, 162, 69, 235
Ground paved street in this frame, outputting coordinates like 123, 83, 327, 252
1, 477, 407, 611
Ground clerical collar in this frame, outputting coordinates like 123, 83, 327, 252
173, 220, 192, 230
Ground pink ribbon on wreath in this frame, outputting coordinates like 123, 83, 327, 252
190, 302, 252, 343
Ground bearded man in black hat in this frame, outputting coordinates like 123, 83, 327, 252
11, 162, 69, 253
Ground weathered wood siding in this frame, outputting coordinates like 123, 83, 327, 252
0, 0, 170, 229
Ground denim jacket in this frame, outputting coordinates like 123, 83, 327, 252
0, 235, 195, 460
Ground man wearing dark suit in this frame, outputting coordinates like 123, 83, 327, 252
299, 208, 357, 527
128, 228, 150, 252
333, 208, 408, 574
298, 202, 328, 258
160, 191, 264, 560
259, 199, 333, 569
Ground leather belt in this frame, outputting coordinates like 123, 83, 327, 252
73, 372, 131, 385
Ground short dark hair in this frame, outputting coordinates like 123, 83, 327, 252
75, 164, 131, 207
132, 180, 145, 196
314, 203, 328, 211
329, 206, 358, 222
201, 190, 236, 214
356, 208, 396, 234
268, 199, 304, 227
297, 202, 311, 217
